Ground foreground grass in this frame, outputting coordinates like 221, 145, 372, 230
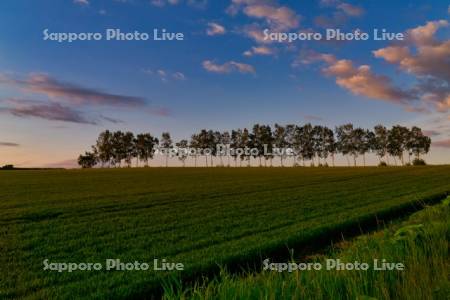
1, 167, 450, 299
163, 197, 450, 300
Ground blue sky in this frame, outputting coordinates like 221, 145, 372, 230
0, 0, 449, 167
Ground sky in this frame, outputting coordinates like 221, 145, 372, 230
0, 0, 449, 167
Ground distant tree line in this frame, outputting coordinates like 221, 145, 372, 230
78, 124, 431, 168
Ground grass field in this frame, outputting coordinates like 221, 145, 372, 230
163, 198, 450, 300
1, 166, 450, 299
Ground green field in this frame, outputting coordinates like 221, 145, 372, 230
163, 198, 450, 300
1, 167, 450, 299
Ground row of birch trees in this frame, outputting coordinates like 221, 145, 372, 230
78, 124, 431, 168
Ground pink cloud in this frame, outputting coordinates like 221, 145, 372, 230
0, 142, 19, 147
320, 56, 413, 103
202, 60, 255, 74
0, 73, 146, 107
432, 139, 450, 148
243, 46, 275, 56
0, 100, 97, 124
228, 0, 300, 31
337, 3, 364, 17
44, 159, 79, 169
373, 20, 450, 112
315, 0, 364, 27
206, 22, 226, 36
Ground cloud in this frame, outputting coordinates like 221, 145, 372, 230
243, 46, 275, 56
142, 69, 186, 81
314, 14, 347, 28
206, 22, 226, 36
241, 24, 272, 44
422, 129, 440, 137
298, 20, 450, 114
0, 99, 129, 125
322, 57, 413, 103
150, 0, 180, 7
303, 114, 323, 121
44, 159, 79, 169
0, 100, 97, 125
0, 73, 170, 121
202, 60, 255, 74
373, 20, 450, 112
336, 3, 364, 17
297, 52, 413, 104
99, 115, 124, 124
0, 73, 146, 107
0, 142, 19, 147
73, 0, 89, 5
315, 0, 364, 27
374, 21, 449, 80
319, 0, 364, 16
146, 107, 171, 117
228, 0, 300, 31
151, 0, 207, 8
172, 72, 186, 80
432, 139, 450, 148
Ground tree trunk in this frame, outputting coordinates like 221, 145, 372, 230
353, 155, 357, 167
363, 154, 366, 167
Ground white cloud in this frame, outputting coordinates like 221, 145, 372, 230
73, 0, 89, 5
172, 72, 186, 80
142, 69, 186, 81
151, 0, 180, 7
